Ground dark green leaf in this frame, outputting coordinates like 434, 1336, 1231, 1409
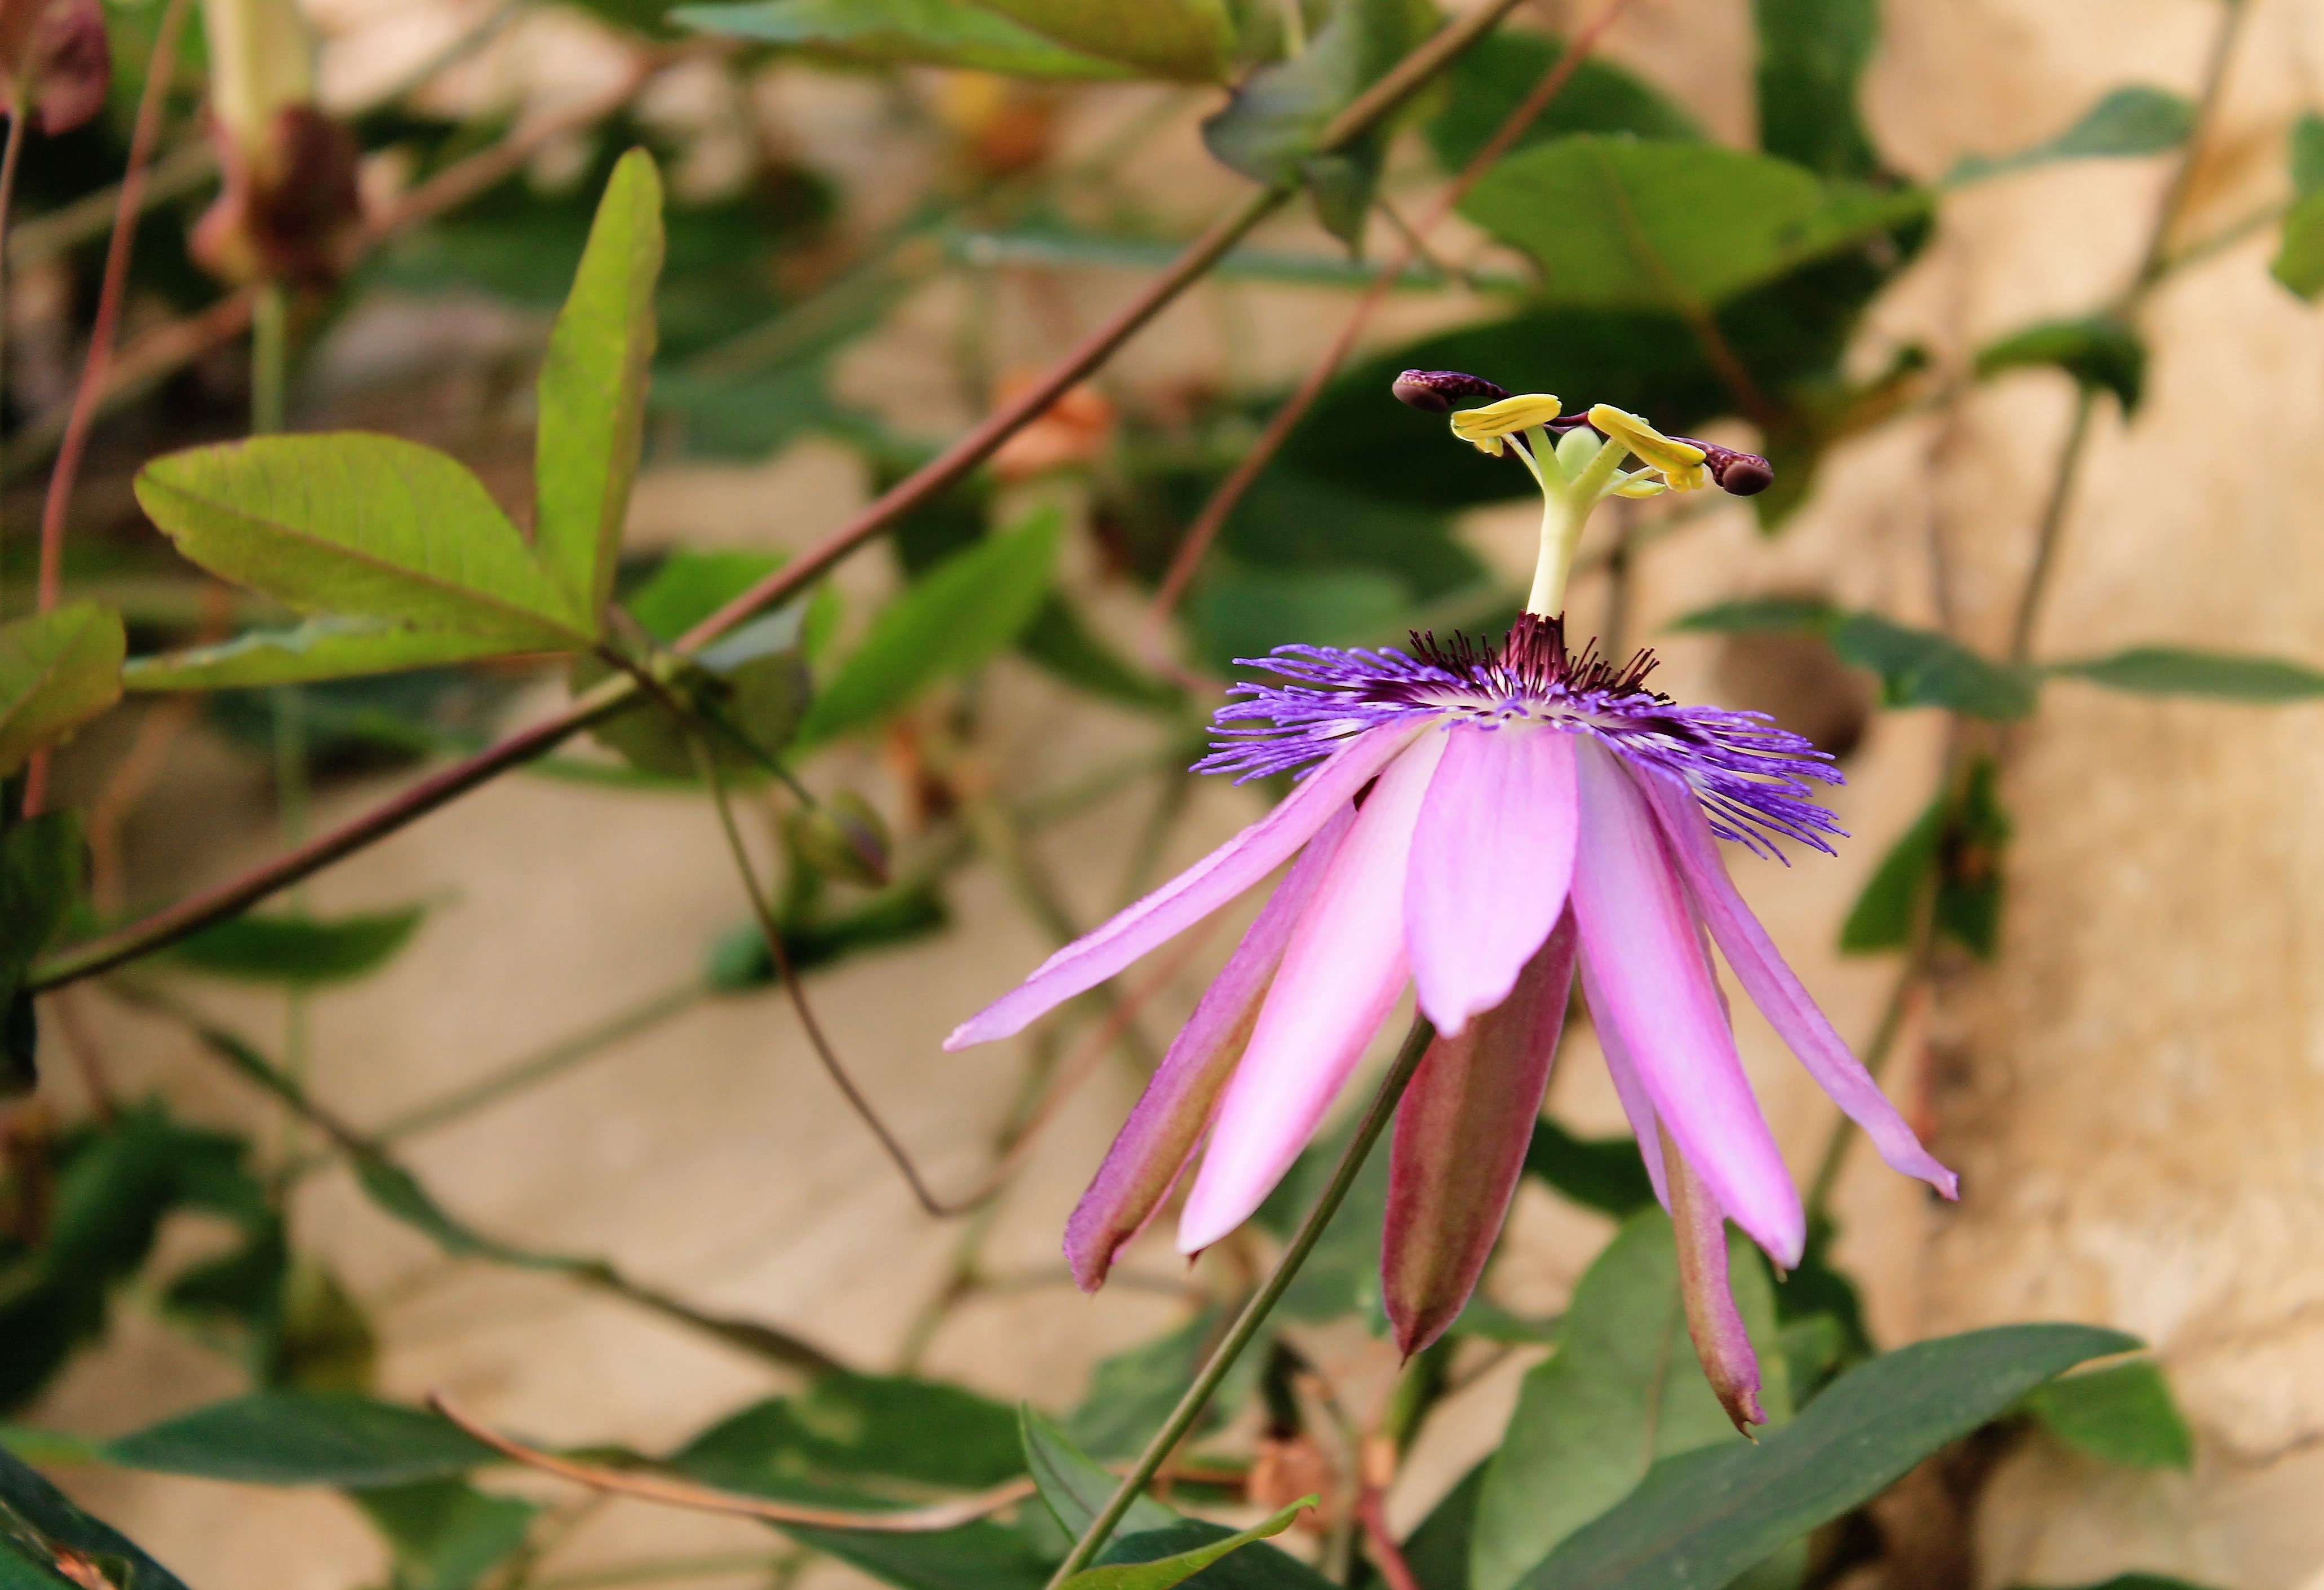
1202, 0, 1429, 246
1975, 316, 2145, 411
1471, 1212, 1786, 1590
1065, 1501, 1312, 1590
1935, 757, 2009, 959
0, 1446, 193, 1590
1427, 32, 1700, 173
1024, 1404, 1178, 1543
1460, 137, 1923, 312
1399, 1462, 1483, 1590
103, 1394, 497, 1489
1217, 472, 1485, 600
1827, 613, 2038, 718
2007, 1579, 2224, 1590
1522, 1118, 1656, 1218
1065, 1310, 1262, 1461
790, 1523, 1055, 1590
972, 0, 1238, 81
171, 906, 427, 987
673, 0, 1134, 77
2049, 646, 2324, 700
674, 1374, 1025, 1499
1950, 86, 2195, 184
353, 1479, 537, 1590
1669, 597, 1842, 634
2294, 112, 2324, 196
0, 814, 84, 1006
2022, 1361, 2193, 1471
797, 511, 1061, 745
1838, 795, 1941, 954
123, 616, 519, 692
1753, 0, 1881, 180
534, 149, 665, 621
2271, 189, 2324, 298
0, 606, 124, 776
135, 436, 594, 649
1518, 1324, 2139, 1590
1017, 597, 1183, 714
1192, 568, 1412, 677
351, 1156, 591, 1277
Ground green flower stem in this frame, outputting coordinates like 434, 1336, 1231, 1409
1041, 1016, 1438, 1590
251, 280, 290, 435
1524, 431, 1632, 617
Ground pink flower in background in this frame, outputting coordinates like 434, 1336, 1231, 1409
946, 379, 1958, 1430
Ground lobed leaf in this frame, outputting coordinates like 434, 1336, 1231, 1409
796, 510, 1061, 747
534, 148, 666, 622
672, 0, 1133, 78
1517, 1324, 2139, 1590
135, 434, 594, 649
1470, 1211, 1786, 1590
0, 605, 124, 777
2022, 1360, 2194, 1470
2049, 646, 2324, 700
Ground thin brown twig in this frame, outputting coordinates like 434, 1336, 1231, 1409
1141, 0, 1644, 655
26, 0, 1536, 993
429, 1392, 1039, 1532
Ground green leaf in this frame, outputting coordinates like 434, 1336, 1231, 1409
1976, 315, 2146, 412
0, 1446, 193, 1590
1829, 614, 2037, 718
1065, 1310, 1257, 1461
1950, 86, 2195, 183
102, 1394, 497, 1489
1460, 137, 1923, 313
2008, 1579, 2224, 1590
2049, 646, 2324, 700
1251, 1109, 1393, 1324
1516, 1324, 2140, 1590
534, 149, 665, 622
2272, 189, 2324, 298
1021, 1406, 1178, 1540
2021, 1361, 2193, 1471
1427, 31, 1701, 173
1470, 1211, 1786, 1590
1063, 1500, 1312, 1590
972, 0, 1236, 82
0, 606, 123, 777
1669, 596, 1841, 634
1753, 0, 1882, 181
353, 1479, 537, 1590
796, 510, 1061, 746
0, 814, 82, 996
2294, 111, 2324, 196
673, 0, 1133, 77
1017, 597, 1183, 714
123, 615, 520, 692
1400, 1462, 1483, 1590
1838, 795, 1942, 954
170, 906, 427, 987
674, 1374, 1025, 1499
1192, 567, 1413, 677
134, 435, 594, 649
1522, 1118, 1657, 1218
1202, 0, 1429, 246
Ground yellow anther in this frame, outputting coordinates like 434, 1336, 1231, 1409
1588, 404, 1709, 491
1449, 392, 1564, 454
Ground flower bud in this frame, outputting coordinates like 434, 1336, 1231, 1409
1391, 368, 1508, 413
190, 0, 362, 286
0, 0, 108, 136
787, 792, 891, 889
1671, 438, 1774, 497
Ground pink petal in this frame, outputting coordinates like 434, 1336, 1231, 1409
1578, 947, 1670, 1213
945, 725, 1417, 1050
1383, 909, 1577, 1358
1569, 737, 1804, 1269
1175, 731, 1450, 1254
1404, 725, 1578, 1037
1639, 771, 1959, 1200
1063, 805, 1357, 1292
1663, 1124, 1765, 1434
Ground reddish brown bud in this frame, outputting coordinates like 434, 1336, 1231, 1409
0, 0, 109, 135
1391, 368, 1510, 413
1668, 436, 1774, 497
191, 104, 364, 287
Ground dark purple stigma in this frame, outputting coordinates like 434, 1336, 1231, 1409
1669, 436, 1774, 496
1391, 369, 1510, 413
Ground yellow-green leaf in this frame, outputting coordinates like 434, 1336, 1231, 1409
1062, 1499, 1314, 1590
123, 615, 521, 692
0, 603, 124, 776
674, 0, 1134, 78
534, 149, 665, 622
135, 434, 593, 649
971, 0, 1236, 81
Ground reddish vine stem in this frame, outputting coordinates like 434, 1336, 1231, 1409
20, 0, 193, 818
1141, 0, 1644, 653
26, 0, 1540, 993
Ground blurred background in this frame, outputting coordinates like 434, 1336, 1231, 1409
7, 0, 2324, 1586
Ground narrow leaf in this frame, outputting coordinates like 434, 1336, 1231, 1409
1670, 597, 1840, 634
352, 1479, 537, 1590
123, 616, 519, 692
1518, 1324, 2140, 1590
2022, 1361, 2194, 1470
796, 511, 1060, 746
1062, 1500, 1312, 1590
1827, 613, 2039, 718
0, 1446, 193, 1590
534, 149, 665, 621
0, 605, 123, 776
135, 435, 592, 648
102, 1394, 497, 1489
171, 906, 428, 986
672, 0, 1132, 78
1949, 86, 2195, 183
1838, 796, 1942, 954
1975, 315, 2145, 412
972, 0, 1236, 82
1020, 1407, 1178, 1540
2050, 646, 2324, 700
